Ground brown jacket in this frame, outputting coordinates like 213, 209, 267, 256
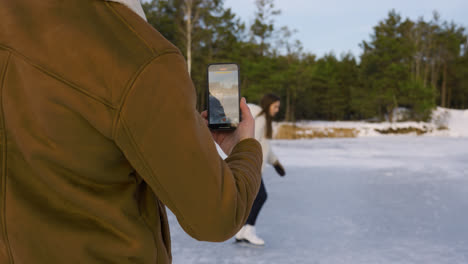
0, 1, 262, 263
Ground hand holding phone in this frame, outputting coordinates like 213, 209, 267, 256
201, 97, 255, 155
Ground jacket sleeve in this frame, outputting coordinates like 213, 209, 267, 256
254, 113, 265, 141
253, 113, 278, 165
113, 52, 263, 242
265, 139, 278, 165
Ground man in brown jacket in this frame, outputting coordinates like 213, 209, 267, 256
0, 0, 263, 263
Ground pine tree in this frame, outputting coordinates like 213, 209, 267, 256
360, 10, 415, 121
250, 0, 281, 57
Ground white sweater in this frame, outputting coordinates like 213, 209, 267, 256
248, 104, 278, 172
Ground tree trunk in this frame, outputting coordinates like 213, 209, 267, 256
285, 86, 292, 121
415, 54, 421, 80
387, 95, 399, 123
423, 58, 430, 87
414, 30, 422, 80
387, 105, 394, 122
186, 19, 192, 75
447, 84, 452, 109
184, 0, 193, 76
290, 86, 297, 122
441, 63, 447, 107
423, 36, 433, 87
430, 57, 437, 90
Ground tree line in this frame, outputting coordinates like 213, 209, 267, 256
143, 0, 468, 121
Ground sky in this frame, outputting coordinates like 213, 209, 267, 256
223, 0, 468, 59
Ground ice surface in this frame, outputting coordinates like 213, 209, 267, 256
168, 137, 468, 264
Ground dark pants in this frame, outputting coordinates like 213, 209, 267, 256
246, 179, 267, 226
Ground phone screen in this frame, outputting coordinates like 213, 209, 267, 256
208, 63, 240, 129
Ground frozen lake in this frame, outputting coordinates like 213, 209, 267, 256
167, 136, 468, 264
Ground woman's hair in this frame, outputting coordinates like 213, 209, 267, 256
258, 93, 280, 139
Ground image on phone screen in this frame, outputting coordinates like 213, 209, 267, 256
208, 64, 240, 128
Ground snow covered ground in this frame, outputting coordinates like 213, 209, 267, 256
274, 107, 468, 138
431, 107, 468, 137
168, 136, 468, 264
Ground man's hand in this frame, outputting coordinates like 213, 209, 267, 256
201, 97, 255, 155
273, 161, 285, 177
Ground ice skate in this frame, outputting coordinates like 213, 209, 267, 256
234, 225, 246, 242
235, 224, 265, 246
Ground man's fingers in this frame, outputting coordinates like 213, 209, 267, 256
239, 97, 252, 120
200, 110, 208, 125
239, 97, 247, 111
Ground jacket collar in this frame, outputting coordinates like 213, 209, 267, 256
105, 0, 147, 21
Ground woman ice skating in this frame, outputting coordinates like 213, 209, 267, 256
235, 93, 286, 246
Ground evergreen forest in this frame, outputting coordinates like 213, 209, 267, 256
143, 0, 468, 121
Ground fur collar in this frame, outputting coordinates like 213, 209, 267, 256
105, 0, 147, 21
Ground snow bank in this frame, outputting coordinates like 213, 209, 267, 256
274, 107, 468, 139
430, 107, 468, 137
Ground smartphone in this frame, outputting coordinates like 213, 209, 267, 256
207, 63, 241, 130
